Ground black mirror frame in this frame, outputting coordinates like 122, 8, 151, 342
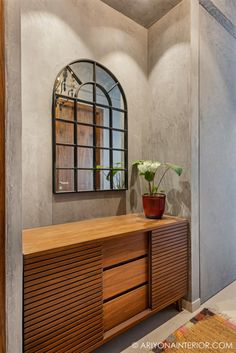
52, 59, 128, 194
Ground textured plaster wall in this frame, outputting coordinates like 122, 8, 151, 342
100, 0, 182, 28
199, 5, 236, 301
147, 0, 191, 219
189, 0, 200, 304
212, 0, 236, 26
5, 0, 22, 352
21, 0, 148, 228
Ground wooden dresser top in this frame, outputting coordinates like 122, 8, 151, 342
22, 213, 187, 256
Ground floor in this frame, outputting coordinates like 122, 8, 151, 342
94, 281, 236, 353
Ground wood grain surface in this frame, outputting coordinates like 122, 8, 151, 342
23, 214, 186, 256
103, 257, 148, 300
151, 221, 188, 310
103, 284, 148, 331
24, 243, 103, 353
102, 231, 148, 268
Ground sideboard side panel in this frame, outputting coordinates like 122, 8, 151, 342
151, 222, 189, 310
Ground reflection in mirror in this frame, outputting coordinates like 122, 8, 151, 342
70, 61, 93, 84
77, 170, 93, 191
77, 148, 93, 169
55, 98, 74, 121
96, 128, 110, 148
96, 149, 110, 169
53, 59, 128, 193
113, 110, 124, 130
110, 85, 124, 110
96, 107, 109, 127
77, 84, 94, 102
96, 168, 125, 190
96, 86, 109, 106
77, 125, 93, 146
56, 121, 74, 145
95, 170, 111, 190
55, 68, 80, 98
113, 150, 124, 167
112, 170, 125, 190
77, 103, 93, 124
113, 131, 124, 149
56, 170, 74, 193
96, 65, 116, 92
56, 146, 74, 168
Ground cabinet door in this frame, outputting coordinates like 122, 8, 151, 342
23, 243, 103, 353
151, 221, 188, 311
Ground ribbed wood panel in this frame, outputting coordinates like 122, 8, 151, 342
151, 222, 188, 310
23, 243, 103, 353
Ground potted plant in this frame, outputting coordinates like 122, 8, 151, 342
133, 160, 183, 219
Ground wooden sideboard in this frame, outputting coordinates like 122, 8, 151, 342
23, 214, 189, 353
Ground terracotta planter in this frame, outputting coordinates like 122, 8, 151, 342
142, 193, 166, 219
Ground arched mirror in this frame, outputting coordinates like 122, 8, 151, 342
52, 60, 128, 193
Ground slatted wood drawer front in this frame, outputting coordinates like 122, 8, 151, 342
151, 221, 188, 311
103, 257, 148, 300
23, 243, 103, 353
103, 284, 148, 331
102, 232, 148, 268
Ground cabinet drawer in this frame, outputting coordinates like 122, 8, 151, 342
103, 232, 148, 268
103, 257, 148, 300
103, 285, 148, 331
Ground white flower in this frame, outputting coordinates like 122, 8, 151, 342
138, 160, 161, 174
151, 161, 161, 172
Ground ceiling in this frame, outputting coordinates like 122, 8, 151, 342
100, 0, 182, 28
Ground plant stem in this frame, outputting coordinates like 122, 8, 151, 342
148, 181, 152, 195
156, 166, 170, 193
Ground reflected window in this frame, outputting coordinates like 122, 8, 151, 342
53, 59, 128, 193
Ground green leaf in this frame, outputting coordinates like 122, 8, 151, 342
106, 171, 111, 181
144, 171, 155, 182
132, 160, 144, 167
166, 163, 183, 176
152, 185, 158, 194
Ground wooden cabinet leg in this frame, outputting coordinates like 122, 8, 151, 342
176, 299, 183, 312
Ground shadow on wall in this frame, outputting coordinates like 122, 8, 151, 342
129, 165, 142, 211
148, 0, 190, 74
21, 0, 147, 228
53, 191, 127, 221
165, 181, 191, 218
145, 0, 191, 219
22, 0, 147, 74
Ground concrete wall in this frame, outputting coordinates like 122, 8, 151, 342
5, 1, 22, 352
199, 2, 236, 301
147, 0, 191, 220
189, 0, 200, 305
21, 0, 148, 228
212, 0, 236, 25
22, 0, 193, 229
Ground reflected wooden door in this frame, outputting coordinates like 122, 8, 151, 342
55, 100, 103, 191
77, 103, 103, 191
55, 100, 74, 192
